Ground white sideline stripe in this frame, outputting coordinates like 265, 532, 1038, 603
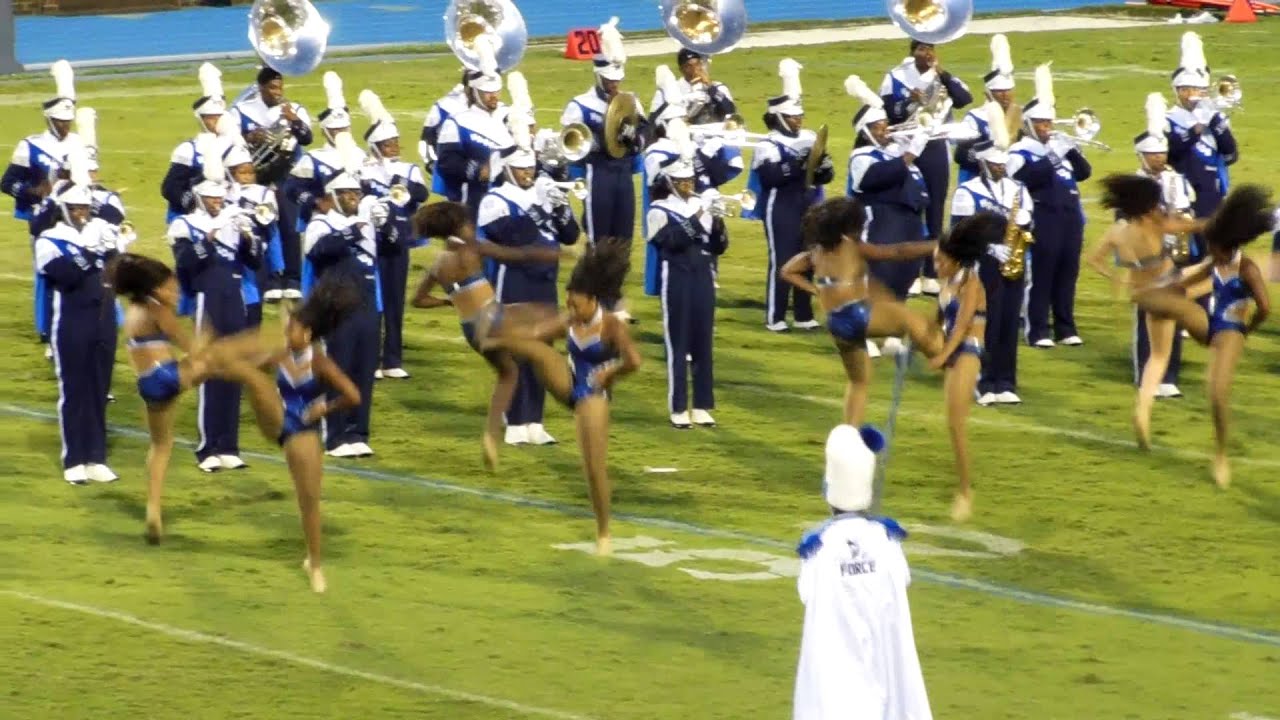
0, 590, 598, 720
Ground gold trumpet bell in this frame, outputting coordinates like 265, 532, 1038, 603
675, 0, 722, 43
904, 0, 943, 25
388, 184, 410, 206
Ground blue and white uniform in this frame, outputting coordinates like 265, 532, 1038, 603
420, 83, 469, 182
955, 105, 999, 184
1209, 252, 1252, 340
36, 216, 117, 476
950, 174, 1032, 396
937, 267, 985, 367
566, 309, 620, 409
361, 156, 429, 372
284, 140, 345, 234
1166, 104, 1237, 224
277, 346, 326, 446
436, 103, 513, 219
3, 130, 72, 339
849, 141, 928, 300
161, 137, 214, 222
561, 88, 644, 244
227, 181, 281, 327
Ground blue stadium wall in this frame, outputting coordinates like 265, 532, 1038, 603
17, 0, 1118, 66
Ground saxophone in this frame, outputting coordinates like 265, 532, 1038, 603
1162, 171, 1193, 264
1000, 184, 1034, 281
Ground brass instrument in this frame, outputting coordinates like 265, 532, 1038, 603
886, 0, 973, 45
804, 124, 829, 189
886, 77, 953, 136
558, 123, 593, 163
659, 0, 747, 55
1210, 74, 1242, 113
444, 0, 528, 72
687, 113, 771, 146
1161, 173, 1193, 263
552, 180, 589, 200
1050, 108, 1111, 152
117, 220, 137, 246
253, 202, 278, 224
604, 92, 642, 159
706, 189, 756, 218
1000, 189, 1033, 281
890, 121, 977, 143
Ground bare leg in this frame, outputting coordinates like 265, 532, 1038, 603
1136, 288, 1210, 345
1270, 252, 1280, 283
284, 432, 327, 593
867, 300, 944, 357
1206, 331, 1244, 489
1134, 314, 1176, 450
483, 336, 576, 404
837, 341, 872, 426
575, 396, 612, 555
945, 354, 980, 522
484, 354, 519, 472
143, 401, 178, 544
215, 358, 286, 442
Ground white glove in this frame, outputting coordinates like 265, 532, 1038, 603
369, 202, 390, 229
232, 213, 255, 236
905, 131, 930, 158
1014, 208, 1033, 228
1192, 103, 1217, 127
987, 243, 1012, 263
1048, 136, 1076, 158
534, 176, 557, 208
99, 225, 123, 252
701, 136, 725, 157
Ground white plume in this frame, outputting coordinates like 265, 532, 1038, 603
1145, 92, 1167, 138
656, 65, 682, 105
215, 112, 240, 143
51, 59, 75, 101
509, 108, 533, 150
67, 145, 92, 188
666, 118, 695, 159
1033, 63, 1055, 108
333, 131, 365, 174
323, 71, 346, 111
990, 34, 1013, 75
474, 34, 500, 75
75, 107, 97, 149
197, 133, 224, 184
986, 101, 1010, 150
198, 62, 223, 99
506, 71, 533, 113
358, 89, 394, 126
779, 58, 803, 99
1179, 31, 1207, 72
599, 17, 626, 65
843, 75, 882, 108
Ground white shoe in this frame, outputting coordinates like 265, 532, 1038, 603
1157, 383, 1183, 399
264, 289, 284, 302
1059, 335, 1084, 346
793, 320, 821, 330
996, 391, 1022, 404
504, 425, 530, 445
350, 442, 374, 457
218, 455, 247, 470
527, 424, 557, 445
865, 340, 881, 358
977, 392, 997, 406
197, 456, 223, 473
691, 409, 716, 426
374, 369, 384, 380
1180, 329, 1190, 339
382, 367, 410, 379
326, 444, 360, 458
765, 321, 788, 332
882, 337, 906, 355
282, 288, 303, 300
44, 345, 53, 361
907, 278, 923, 297
670, 411, 692, 429
921, 278, 942, 296
63, 464, 89, 485
86, 463, 119, 483
1033, 338, 1055, 348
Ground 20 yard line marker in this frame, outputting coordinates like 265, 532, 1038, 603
0, 590, 598, 720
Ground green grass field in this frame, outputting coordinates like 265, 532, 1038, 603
2, 14, 1280, 720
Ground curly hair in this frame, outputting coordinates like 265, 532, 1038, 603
567, 237, 631, 300
292, 275, 363, 339
413, 201, 470, 241
1203, 184, 1275, 251
941, 212, 1006, 266
802, 196, 867, 251
1098, 174, 1162, 219
105, 253, 174, 302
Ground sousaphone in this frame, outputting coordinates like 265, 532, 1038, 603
604, 92, 641, 159
804, 124, 828, 188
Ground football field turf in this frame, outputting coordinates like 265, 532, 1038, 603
2, 15, 1280, 719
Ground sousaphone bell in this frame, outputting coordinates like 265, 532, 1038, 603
248, 0, 331, 76
885, 0, 973, 45
604, 92, 642, 159
659, 0, 747, 55
444, 0, 528, 71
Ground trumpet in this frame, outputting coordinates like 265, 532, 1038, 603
1051, 108, 1111, 151
386, 184, 410, 207
889, 121, 978, 144
552, 180, 588, 201
117, 220, 138, 246
705, 189, 756, 218
1205, 74, 1242, 114
688, 113, 771, 146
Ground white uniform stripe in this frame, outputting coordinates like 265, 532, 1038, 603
584, 165, 595, 242
494, 265, 508, 302
763, 190, 778, 324
51, 291, 68, 467
194, 292, 210, 455
660, 260, 676, 413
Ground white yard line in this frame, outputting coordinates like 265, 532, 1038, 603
0, 590, 599, 720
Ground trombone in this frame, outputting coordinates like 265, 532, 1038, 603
1052, 108, 1112, 152
889, 121, 977, 144
688, 113, 771, 147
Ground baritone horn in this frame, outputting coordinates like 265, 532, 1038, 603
885, 0, 973, 45
659, 0, 747, 55
444, 0, 528, 72
253, 203, 278, 224
248, 0, 331, 76
558, 123, 593, 163
707, 190, 756, 218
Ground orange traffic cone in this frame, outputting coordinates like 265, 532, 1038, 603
1226, 0, 1258, 23
564, 29, 602, 60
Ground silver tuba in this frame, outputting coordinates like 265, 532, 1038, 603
885, 0, 973, 45
659, 0, 747, 55
444, 0, 528, 72
248, 0, 330, 76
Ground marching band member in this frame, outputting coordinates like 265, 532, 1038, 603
1166, 31, 1238, 259
303, 136, 383, 459
949, 103, 1032, 406
167, 137, 259, 473
3, 60, 77, 350
420, 71, 470, 180
478, 112, 580, 445
651, 48, 738, 126
955, 34, 1018, 185
560, 19, 646, 262
647, 155, 728, 429
437, 42, 513, 219
753, 59, 833, 332
284, 71, 351, 244
162, 63, 226, 223
1008, 64, 1092, 349
643, 67, 742, 296
358, 89, 430, 380
35, 151, 118, 485
845, 75, 929, 355
224, 141, 283, 329
230, 66, 314, 301
880, 39, 973, 296
1135, 185, 1272, 488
